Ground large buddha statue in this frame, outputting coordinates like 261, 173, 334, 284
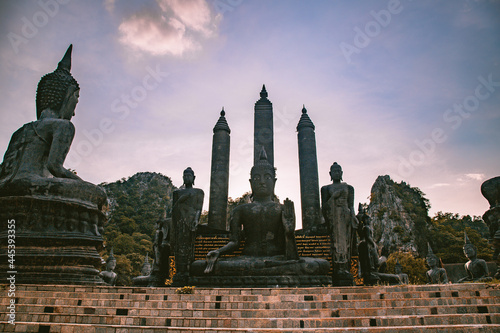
0, 45, 107, 284
481, 176, 500, 279
190, 148, 330, 287
321, 162, 359, 286
172, 167, 204, 286
0, 44, 106, 209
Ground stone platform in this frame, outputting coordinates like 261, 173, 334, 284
1, 283, 499, 332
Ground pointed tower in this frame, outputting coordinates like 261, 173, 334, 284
296, 105, 321, 234
208, 108, 231, 230
254, 85, 274, 167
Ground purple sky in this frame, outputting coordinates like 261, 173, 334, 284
1, 0, 499, 227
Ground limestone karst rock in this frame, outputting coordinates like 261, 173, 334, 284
367, 175, 430, 255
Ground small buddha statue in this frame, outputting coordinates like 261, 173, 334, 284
321, 162, 359, 286
0, 44, 106, 211
426, 243, 448, 284
358, 225, 402, 285
148, 217, 172, 286
100, 248, 118, 286
394, 259, 409, 284
190, 148, 330, 287
458, 232, 492, 283
133, 253, 152, 286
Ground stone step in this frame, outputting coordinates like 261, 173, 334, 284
4, 295, 498, 309
1, 283, 499, 332
1, 312, 499, 328
1, 322, 500, 333
6, 303, 500, 318
7, 288, 500, 302
10, 282, 497, 294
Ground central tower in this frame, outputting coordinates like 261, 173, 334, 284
254, 85, 274, 167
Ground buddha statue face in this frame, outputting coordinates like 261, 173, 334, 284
106, 258, 116, 271
426, 255, 438, 268
250, 166, 275, 198
330, 163, 343, 182
60, 87, 80, 120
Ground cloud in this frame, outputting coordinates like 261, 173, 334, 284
429, 183, 451, 189
464, 173, 486, 181
118, 0, 219, 56
158, 0, 219, 36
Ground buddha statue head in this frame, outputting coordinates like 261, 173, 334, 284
329, 162, 343, 182
426, 243, 439, 268
141, 253, 152, 276
106, 248, 117, 272
395, 258, 403, 274
36, 44, 80, 120
183, 167, 195, 187
463, 232, 477, 260
250, 147, 276, 199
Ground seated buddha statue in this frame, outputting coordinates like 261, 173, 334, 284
358, 225, 402, 286
100, 248, 118, 286
0, 44, 106, 212
458, 232, 492, 283
190, 148, 330, 287
0, 45, 106, 285
425, 243, 448, 284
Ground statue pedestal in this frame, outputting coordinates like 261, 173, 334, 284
0, 196, 105, 285
189, 275, 331, 288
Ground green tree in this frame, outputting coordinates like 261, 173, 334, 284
427, 212, 493, 263
386, 252, 427, 284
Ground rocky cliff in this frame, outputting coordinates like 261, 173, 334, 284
367, 175, 431, 256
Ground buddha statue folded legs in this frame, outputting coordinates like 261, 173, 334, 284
190, 148, 331, 287
0, 45, 107, 284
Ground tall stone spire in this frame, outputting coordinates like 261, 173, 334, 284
208, 108, 231, 230
254, 85, 274, 167
297, 105, 321, 234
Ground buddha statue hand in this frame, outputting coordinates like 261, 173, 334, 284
283, 198, 295, 234
204, 249, 220, 274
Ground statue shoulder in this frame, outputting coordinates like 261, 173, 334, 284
37, 118, 76, 139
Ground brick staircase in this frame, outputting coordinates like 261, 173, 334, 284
1, 283, 499, 332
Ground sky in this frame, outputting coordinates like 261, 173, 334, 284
0, 0, 499, 228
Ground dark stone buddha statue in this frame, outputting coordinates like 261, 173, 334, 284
458, 232, 492, 283
100, 248, 118, 286
0, 45, 106, 210
358, 225, 403, 286
0, 45, 107, 284
321, 162, 359, 286
190, 148, 330, 287
132, 253, 152, 286
172, 167, 204, 286
426, 243, 448, 284
481, 176, 500, 279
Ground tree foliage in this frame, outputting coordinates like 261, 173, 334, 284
386, 252, 427, 284
427, 212, 493, 263
100, 172, 176, 285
